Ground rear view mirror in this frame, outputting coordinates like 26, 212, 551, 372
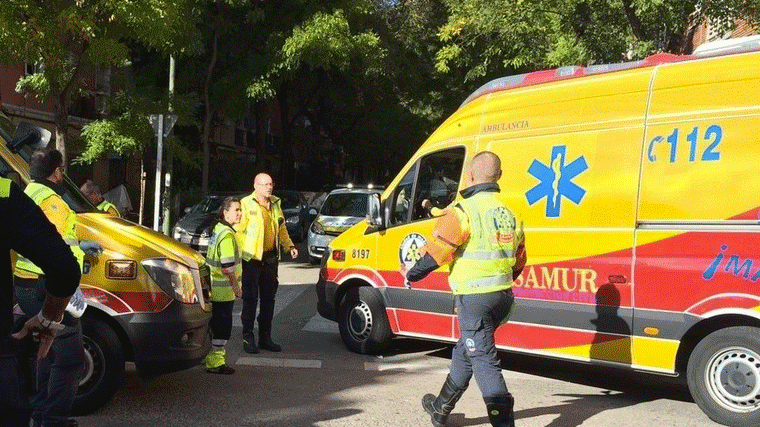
8, 122, 51, 153
367, 193, 384, 230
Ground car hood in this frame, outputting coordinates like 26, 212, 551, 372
283, 208, 300, 217
174, 212, 216, 235
77, 213, 205, 269
316, 215, 364, 233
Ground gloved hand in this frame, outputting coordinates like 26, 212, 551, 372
79, 241, 104, 257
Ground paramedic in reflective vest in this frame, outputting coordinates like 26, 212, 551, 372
79, 180, 120, 217
403, 151, 527, 427
235, 173, 298, 353
1, 177, 80, 427
205, 197, 243, 374
14, 148, 102, 427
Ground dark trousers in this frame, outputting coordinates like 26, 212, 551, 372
450, 289, 513, 399
0, 336, 32, 427
14, 277, 84, 427
240, 256, 279, 336
210, 300, 234, 342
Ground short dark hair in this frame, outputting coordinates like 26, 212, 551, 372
29, 148, 63, 179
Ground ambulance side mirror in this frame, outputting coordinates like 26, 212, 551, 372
366, 193, 385, 230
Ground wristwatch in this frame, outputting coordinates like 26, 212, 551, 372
36, 311, 65, 331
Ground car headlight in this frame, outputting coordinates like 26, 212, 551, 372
310, 221, 324, 235
286, 215, 299, 225
142, 258, 198, 304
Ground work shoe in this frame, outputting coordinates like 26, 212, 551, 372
259, 336, 282, 352
422, 375, 467, 427
243, 332, 259, 354
207, 364, 235, 375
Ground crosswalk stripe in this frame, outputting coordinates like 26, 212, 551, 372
236, 357, 321, 368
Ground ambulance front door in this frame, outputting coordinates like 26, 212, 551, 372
379, 146, 466, 342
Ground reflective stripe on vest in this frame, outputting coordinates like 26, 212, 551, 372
448, 192, 517, 295
15, 182, 85, 274
207, 222, 241, 301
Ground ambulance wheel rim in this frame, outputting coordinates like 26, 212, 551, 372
347, 300, 373, 341
79, 334, 104, 390
706, 346, 760, 412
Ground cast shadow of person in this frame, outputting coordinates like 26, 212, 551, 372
589, 281, 632, 366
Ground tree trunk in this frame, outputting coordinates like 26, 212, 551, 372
53, 99, 70, 171
278, 81, 295, 189
201, 31, 219, 197
621, 0, 648, 41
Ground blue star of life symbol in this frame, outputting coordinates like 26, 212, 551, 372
525, 145, 588, 218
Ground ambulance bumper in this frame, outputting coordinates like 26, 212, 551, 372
316, 275, 339, 321
126, 300, 212, 375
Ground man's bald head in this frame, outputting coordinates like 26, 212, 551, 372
253, 173, 274, 199
469, 151, 502, 184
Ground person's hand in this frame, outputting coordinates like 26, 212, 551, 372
79, 241, 104, 257
421, 199, 432, 210
234, 287, 242, 299
12, 315, 59, 359
290, 247, 299, 260
400, 264, 412, 289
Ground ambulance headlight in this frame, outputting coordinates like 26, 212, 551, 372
310, 221, 325, 235
142, 258, 198, 304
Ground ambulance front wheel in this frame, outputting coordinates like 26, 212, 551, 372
338, 286, 392, 354
72, 316, 125, 415
687, 326, 760, 427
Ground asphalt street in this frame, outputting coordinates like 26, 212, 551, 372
75, 244, 722, 427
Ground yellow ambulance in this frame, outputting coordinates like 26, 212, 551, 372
0, 116, 212, 414
316, 39, 760, 426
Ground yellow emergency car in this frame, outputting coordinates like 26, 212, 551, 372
0, 116, 212, 414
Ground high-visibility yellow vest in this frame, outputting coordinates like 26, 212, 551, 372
0, 178, 10, 198
96, 200, 120, 217
448, 192, 517, 295
206, 222, 241, 302
15, 182, 85, 275
234, 194, 291, 262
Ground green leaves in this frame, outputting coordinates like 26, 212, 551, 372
76, 111, 154, 164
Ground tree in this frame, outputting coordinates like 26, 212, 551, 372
433, 0, 760, 84
0, 0, 201, 169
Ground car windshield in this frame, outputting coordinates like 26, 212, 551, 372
321, 193, 368, 217
276, 192, 300, 209
194, 197, 224, 214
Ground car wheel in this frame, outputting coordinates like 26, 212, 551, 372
687, 326, 760, 426
338, 286, 392, 355
72, 316, 125, 415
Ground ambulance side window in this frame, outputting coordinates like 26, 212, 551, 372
390, 163, 417, 225
412, 147, 465, 220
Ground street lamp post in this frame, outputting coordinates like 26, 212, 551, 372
148, 114, 177, 232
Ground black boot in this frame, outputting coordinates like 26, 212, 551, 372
259, 327, 281, 352
484, 395, 515, 427
421, 375, 467, 427
243, 331, 259, 354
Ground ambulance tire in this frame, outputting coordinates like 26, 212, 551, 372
72, 316, 125, 415
338, 286, 392, 355
687, 326, 760, 427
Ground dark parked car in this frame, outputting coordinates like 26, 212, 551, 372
173, 190, 311, 255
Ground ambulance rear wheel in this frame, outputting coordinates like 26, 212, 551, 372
72, 316, 125, 415
338, 286, 392, 354
687, 326, 760, 426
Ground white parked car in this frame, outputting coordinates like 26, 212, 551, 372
307, 187, 383, 264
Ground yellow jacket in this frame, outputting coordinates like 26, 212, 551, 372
234, 193, 294, 262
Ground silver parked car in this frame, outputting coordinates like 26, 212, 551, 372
307, 186, 383, 264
